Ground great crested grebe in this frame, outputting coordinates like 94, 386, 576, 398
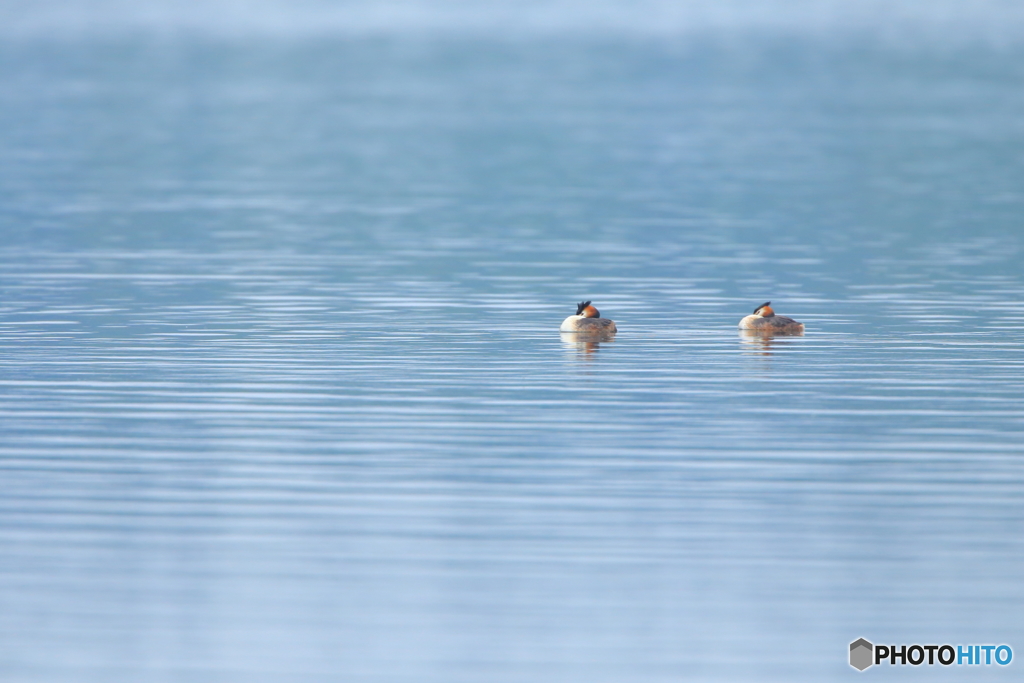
560, 301, 617, 333
738, 302, 804, 334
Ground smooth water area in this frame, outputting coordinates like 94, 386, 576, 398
1, 29, 1023, 682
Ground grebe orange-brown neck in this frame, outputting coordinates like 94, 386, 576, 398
561, 300, 617, 333
576, 301, 600, 318
738, 301, 802, 334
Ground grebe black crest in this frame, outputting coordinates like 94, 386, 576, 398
561, 300, 617, 334
739, 301, 803, 334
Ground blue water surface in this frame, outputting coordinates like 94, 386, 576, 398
1, 12, 1023, 682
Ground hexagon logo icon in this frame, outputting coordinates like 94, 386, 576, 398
850, 638, 874, 671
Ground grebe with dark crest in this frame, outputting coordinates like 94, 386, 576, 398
560, 301, 617, 333
738, 302, 804, 334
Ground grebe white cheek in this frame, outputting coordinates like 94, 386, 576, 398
559, 300, 617, 334
738, 301, 804, 334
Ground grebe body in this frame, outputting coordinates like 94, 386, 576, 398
738, 302, 804, 334
560, 301, 617, 333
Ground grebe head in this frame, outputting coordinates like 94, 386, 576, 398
576, 301, 600, 318
754, 302, 774, 318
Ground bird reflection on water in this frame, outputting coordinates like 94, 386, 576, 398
560, 330, 616, 358
738, 328, 804, 356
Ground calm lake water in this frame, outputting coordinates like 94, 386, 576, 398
1, 18, 1023, 683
